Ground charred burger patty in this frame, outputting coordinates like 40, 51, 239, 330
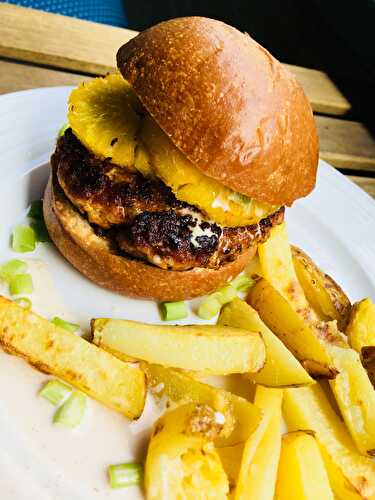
53, 129, 285, 272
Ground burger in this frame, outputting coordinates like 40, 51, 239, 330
44, 17, 318, 301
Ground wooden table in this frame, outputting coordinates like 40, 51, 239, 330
1, 3, 375, 199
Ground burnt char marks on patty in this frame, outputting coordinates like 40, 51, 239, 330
116, 211, 222, 270
116, 208, 285, 271
53, 129, 285, 271
55, 129, 185, 228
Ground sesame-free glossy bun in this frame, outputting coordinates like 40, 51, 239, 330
117, 17, 319, 206
44, 174, 256, 301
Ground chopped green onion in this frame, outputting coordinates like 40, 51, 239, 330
197, 284, 237, 320
14, 297, 32, 309
12, 225, 36, 253
216, 284, 237, 305
0, 259, 27, 283
160, 301, 188, 321
108, 463, 143, 489
39, 379, 72, 406
9, 273, 33, 296
58, 123, 69, 137
51, 316, 80, 333
231, 274, 255, 293
53, 391, 86, 428
31, 220, 51, 243
228, 192, 252, 206
197, 294, 222, 320
27, 200, 44, 220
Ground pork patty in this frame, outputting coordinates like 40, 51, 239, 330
55, 129, 186, 229
116, 207, 284, 270
53, 129, 284, 271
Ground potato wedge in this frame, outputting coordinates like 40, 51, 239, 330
275, 431, 334, 500
362, 348, 375, 389
349, 299, 375, 384
218, 298, 313, 387
0, 296, 145, 419
328, 344, 375, 456
145, 403, 229, 500
249, 279, 339, 378
92, 319, 265, 375
250, 281, 375, 455
235, 386, 283, 500
292, 246, 351, 330
284, 385, 375, 500
217, 443, 244, 493
258, 223, 312, 312
143, 363, 262, 447
347, 298, 375, 356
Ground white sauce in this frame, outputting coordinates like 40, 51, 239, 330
190, 224, 215, 249
0, 259, 164, 499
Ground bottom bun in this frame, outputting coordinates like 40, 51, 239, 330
43, 174, 257, 301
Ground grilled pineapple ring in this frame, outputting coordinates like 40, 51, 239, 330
68, 74, 142, 170
68, 74, 279, 227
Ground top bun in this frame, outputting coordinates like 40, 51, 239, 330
117, 17, 319, 206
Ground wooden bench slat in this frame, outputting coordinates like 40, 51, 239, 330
285, 64, 350, 116
0, 60, 89, 94
0, 3, 136, 74
0, 3, 351, 116
349, 176, 375, 199
316, 115, 375, 171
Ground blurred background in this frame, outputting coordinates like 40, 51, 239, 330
6, 0, 374, 124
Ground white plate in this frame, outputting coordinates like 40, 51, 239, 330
0, 87, 375, 499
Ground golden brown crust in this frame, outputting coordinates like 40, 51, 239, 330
117, 17, 319, 206
44, 174, 256, 301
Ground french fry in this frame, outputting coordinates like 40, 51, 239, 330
0, 296, 145, 419
218, 298, 313, 386
249, 279, 339, 378
145, 403, 229, 500
235, 386, 283, 500
275, 431, 334, 500
144, 363, 262, 447
92, 319, 265, 375
283, 385, 375, 500
292, 246, 351, 330
347, 298, 375, 360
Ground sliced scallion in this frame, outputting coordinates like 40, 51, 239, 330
51, 316, 80, 333
27, 200, 44, 220
12, 225, 36, 253
197, 294, 222, 320
216, 284, 237, 305
39, 379, 72, 406
31, 220, 51, 243
231, 274, 254, 293
14, 297, 32, 310
0, 259, 27, 283
53, 391, 86, 428
9, 273, 33, 296
160, 301, 188, 321
108, 463, 143, 489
